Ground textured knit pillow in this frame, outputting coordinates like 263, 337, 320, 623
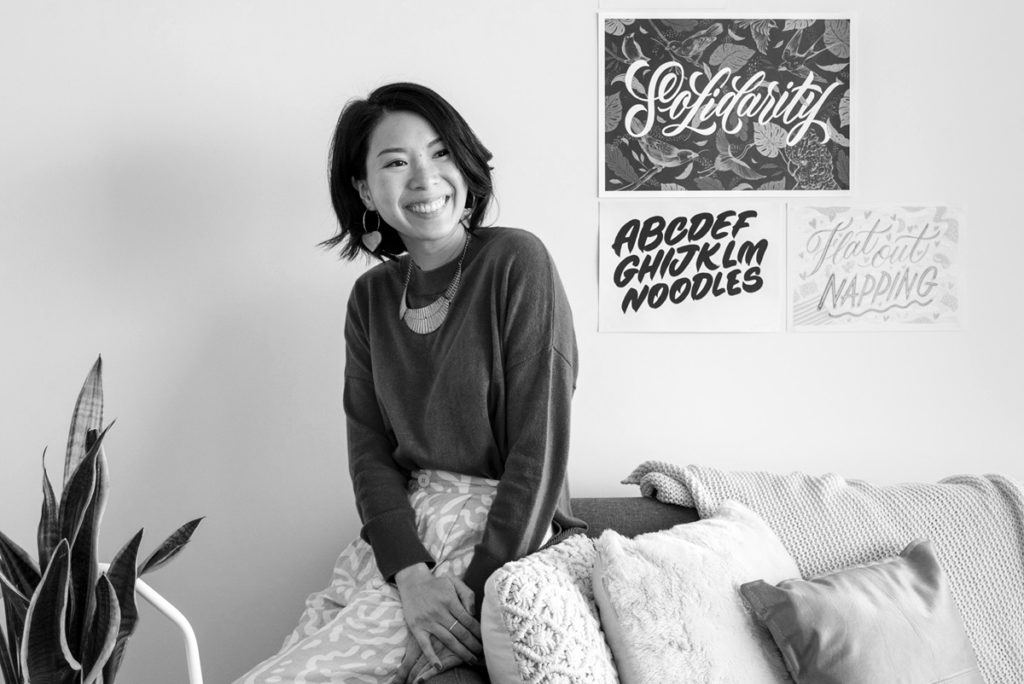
482, 534, 618, 684
740, 539, 983, 684
591, 500, 797, 684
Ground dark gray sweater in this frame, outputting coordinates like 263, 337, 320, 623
343, 227, 582, 612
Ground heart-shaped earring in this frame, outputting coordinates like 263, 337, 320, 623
362, 230, 382, 252
361, 210, 382, 252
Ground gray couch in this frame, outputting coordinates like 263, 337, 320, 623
436, 496, 698, 684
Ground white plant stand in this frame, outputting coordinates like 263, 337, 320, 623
98, 564, 203, 684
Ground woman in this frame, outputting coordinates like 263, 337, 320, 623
237, 82, 582, 684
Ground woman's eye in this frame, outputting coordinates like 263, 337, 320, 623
384, 159, 406, 168
434, 148, 450, 159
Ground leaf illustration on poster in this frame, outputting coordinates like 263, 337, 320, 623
599, 200, 784, 332
788, 206, 963, 330
600, 15, 852, 195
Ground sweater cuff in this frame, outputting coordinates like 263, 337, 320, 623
362, 509, 435, 582
462, 548, 504, 617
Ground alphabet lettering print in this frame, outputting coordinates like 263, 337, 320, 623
600, 200, 784, 332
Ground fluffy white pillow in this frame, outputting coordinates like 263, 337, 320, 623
591, 500, 798, 684
482, 534, 618, 684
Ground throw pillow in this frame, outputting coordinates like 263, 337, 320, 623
740, 538, 983, 684
481, 534, 618, 684
591, 500, 798, 684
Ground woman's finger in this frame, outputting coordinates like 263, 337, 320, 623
411, 638, 468, 679
413, 628, 442, 673
442, 589, 476, 632
432, 619, 481, 664
411, 662, 437, 684
449, 622, 483, 659
410, 638, 461, 683
451, 579, 482, 639
453, 578, 475, 613
396, 637, 423, 684
410, 651, 438, 684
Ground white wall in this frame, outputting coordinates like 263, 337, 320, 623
1, 1, 1021, 681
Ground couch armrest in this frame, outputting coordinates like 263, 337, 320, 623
571, 497, 698, 538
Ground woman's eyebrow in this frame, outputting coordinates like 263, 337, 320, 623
375, 138, 444, 157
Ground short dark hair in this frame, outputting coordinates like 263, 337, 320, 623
322, 82, 495, 261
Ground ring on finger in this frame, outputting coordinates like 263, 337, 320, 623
447, 619, 459, 632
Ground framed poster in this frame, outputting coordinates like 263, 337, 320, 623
600, 14, 852, 196
788, 206, 964, 331
599, 200, 785, 332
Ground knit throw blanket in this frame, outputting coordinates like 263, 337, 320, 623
624, 461, 1024, 684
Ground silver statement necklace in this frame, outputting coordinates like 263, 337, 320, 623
398, 231, 472, 335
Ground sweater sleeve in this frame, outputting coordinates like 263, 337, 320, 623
461, 237, 578, 613
344, 281, 435, 581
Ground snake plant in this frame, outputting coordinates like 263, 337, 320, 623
0, 357, 202, 683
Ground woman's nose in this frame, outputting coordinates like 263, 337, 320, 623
409, 157, 439, 188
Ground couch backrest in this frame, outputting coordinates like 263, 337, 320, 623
571, 497, 699, 538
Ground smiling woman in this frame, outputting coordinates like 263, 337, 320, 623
234, 83, 583, 684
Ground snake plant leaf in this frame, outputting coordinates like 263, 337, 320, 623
101, 529, 143, 684
64, 356, 104, 487
20, 539, 81, 682
80, 574, 120, 684
84, 427, 100, 453
0, 623, 17, 684
138, 517, 204, 577
38, 448, 60, 571
0, 529, 41, 598
1, 567, 30, 638
57, 423, 111, 551
1, 568, 29, 683
67, 448, 109, 664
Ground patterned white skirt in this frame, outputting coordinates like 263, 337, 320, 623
236, 470, 497, 684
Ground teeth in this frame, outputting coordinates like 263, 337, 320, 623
407, 196, 448, 215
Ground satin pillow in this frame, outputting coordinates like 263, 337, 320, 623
741, 539, 983, 684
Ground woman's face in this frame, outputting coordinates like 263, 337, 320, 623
356, 111, 469, 262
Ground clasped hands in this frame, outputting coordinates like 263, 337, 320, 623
394, 563, 483, 684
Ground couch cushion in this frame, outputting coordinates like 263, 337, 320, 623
741, 539, 983, 684
591, 500, 797, 684
482, 534, 618, 684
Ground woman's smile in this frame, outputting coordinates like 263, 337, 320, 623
406, 194, 451, 217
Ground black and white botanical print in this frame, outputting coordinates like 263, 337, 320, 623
602, 17, 851, 193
